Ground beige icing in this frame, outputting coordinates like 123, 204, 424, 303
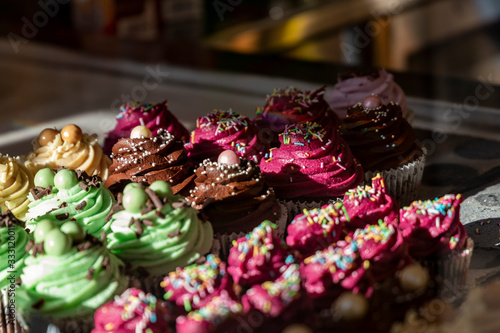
0, 154, 34, 220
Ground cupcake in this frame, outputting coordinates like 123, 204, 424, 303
161, 254, 236, 314
105, 181, 213, 295
399, 194, 473, 289
227, 221, 291, 290
186, 109, 269, 164
326, 68, 409, 120
175, 293, 244, 333
259, 121, 363, 210
340, 95, 426, 205
186, 150, 284, 248
27, 124, 110, 181
0, 154, 34, 220
105, 126, 195, 196
286, 201, 348, 258
16, 221, 128, 331
104, 101, 189, 155
25, 168, 114, 237
253, 86, 339, 147
241, 263, 315, 332
92, 288, 172, 333
341, 174, 399, 231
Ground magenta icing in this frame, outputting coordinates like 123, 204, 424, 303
341, 174, 399, 230
104, 101, 189, 154
161, 254, 236, 314
286, 201, 348, 257
227, 221, 290, 288
259, 122, 363, 199
326, 68, 408, 119
399, 194, 467, 258
186, 109, 269, 164
92, 288, 171, 333
351, 221, 411, 282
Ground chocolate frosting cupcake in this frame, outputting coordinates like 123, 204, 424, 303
106, 127, 195, 195
186, 150, 280, 234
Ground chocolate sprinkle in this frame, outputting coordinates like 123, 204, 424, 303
78, 182, 89, 192
30, 186, 53, 200
101, 232, 107, 241
145, 188, 163, 210
172, 199, 190, 209
134, 219, 144, 238
16, 277, 22, 286
75, 200, 87, 211
155, 210, 165, 218
56, 213, 69, 220
102, 256, 111, 270
0, 210, 23, 228
142, 219, 154, 227
25, 240, 34, 253
58, 202, 68, 209
86, 267, 95, 280
32, 298, 45, 309
168, 229, 180, 238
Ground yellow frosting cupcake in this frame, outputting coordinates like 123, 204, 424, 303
0, 154, 34, 220
28, 125, 110, 180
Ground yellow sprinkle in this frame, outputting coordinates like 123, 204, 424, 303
363, 260, 370, 269
332, 156, 336, 162
263, 301, 272, 313
105, 322, 114, 331
232, 240, 237, 247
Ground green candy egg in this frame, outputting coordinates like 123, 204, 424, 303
34, 168, 56, 188
43, 228, 72, 256
123, 182, 141, 194
54, 169, 78, 189
122, 187, 148, 214
34, 219, 56, 243
60, 221, 85, 243
149, 180, 173, 200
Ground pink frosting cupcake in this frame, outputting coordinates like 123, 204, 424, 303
253, 86, 339, 146
92, 288, 172, 333
286, 201, 348, 258
326, 68, 408, 119
399, 194, 474, 288
241, 264, 315, 332
341, 174, 399, 231
186, 109, 269, 164
104, 101, 189, 155
175, 293, 244, 333
161, 254, 236, 315
259, 122, 363, 201
227, 221, 291, 290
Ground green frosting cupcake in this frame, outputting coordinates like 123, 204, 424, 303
0, 211, 29, 291
25, 168, 115, 237
16, 220, 128, 319
106, 181, 213, 276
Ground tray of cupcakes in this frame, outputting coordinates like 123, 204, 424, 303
0, 69, 490, 333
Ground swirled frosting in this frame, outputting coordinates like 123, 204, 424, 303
106, 128, 195, 195
399, 194, 467, 258
326, 68, 408, 118
187, 158, 280, 234
25, 169, 114, 237
92, 288, 172, 333
0, 154, 34, 220
186, 109, 269, 163
260, 122, 363, 199
106, 185, 213, 276
104, 101, 189, 154
28, 132, 110, 180
340, 101, 421, 171
17, 237, 128, 319
0, 211, 29, 290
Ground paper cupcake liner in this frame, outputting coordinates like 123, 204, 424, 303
0, 290, 24, 333
45, 317, 94, 333
364, 148, 427, 207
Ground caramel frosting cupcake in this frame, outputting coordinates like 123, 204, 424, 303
106, 126, 195, 195
28, 125, 110, 181
0, 154, 34, 220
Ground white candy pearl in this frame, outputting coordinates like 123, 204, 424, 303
130, 126, 152, 139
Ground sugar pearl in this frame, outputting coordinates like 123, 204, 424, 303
38, 128, 58, 146
130, 125, 152, 139
60, 124, 83, 144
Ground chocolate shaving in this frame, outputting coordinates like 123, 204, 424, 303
16, 277, 22, 286
78, 182, 89, 192
142, 219, 154, 227
168, 229, 180, 238
134, 219, 144, 238
145, 188, 163, 210
155, 210, 165, 219
101, 232, 107, 241
0, 210, 23, 228
25, 240, 34, 253
77, 241, 92, 252
172, 199, 190, 209
31, 242, 44, 258
75, 200, 87, 211
105, 203, 124, 222
56, 213, 69, 220
32, 298, 45, 309
30, 186, 53, 200
86, 267, 95, 280
58, 202, 68, 209
102, 256, 111, 270
128, 218, 136, 228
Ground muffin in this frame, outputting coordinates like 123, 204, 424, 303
105, 126, 195, 196
326, 68, 410, 120
259, 121, 363, 211
105, 181, 213, 295
253, 86, 339, 147
27, 124, 110, 181
340, 96, 426, 205
16, 221, 128, 332
25, 168, 114, 237
92, 288, 172, 333
104, 100, 189, 155
186, 109, 269, 164
399, 194, 473, 290
0, 154, 34, 220
186, 150, 285, 250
